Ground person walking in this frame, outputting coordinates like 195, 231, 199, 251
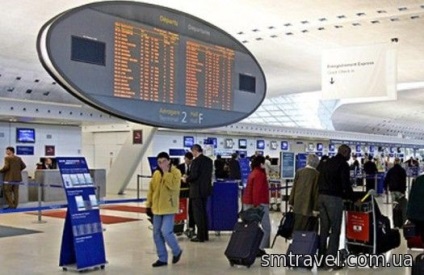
242, 155, 271, 257
146, 152, 183, 267
317, 144, 353, 270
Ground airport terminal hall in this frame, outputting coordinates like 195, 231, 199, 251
2, 0, 424, 274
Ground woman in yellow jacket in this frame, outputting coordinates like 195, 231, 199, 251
146, 152, 183, 267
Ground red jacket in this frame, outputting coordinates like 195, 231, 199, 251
242, 168, 269, 206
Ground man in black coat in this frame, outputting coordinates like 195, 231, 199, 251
318, 144, 353, 270
183, 144, 213, 242
384, 157, 407, 201
363, 155, 378, 192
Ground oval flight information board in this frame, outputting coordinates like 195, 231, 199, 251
38, 1, 266, 129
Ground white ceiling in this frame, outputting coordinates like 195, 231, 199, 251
1, 0, 424, 139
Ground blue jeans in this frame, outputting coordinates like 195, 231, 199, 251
153, 214, 181, 263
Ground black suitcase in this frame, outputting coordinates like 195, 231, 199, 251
286, 231, 319, 269
412, 253, 424, 275
225, 221, 264, 268
376, 215, 400, 254
392, 197, 407, 228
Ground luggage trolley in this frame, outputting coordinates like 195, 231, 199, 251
344, 192, 378, 255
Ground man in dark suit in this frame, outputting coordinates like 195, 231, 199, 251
177, 152, 196, 237
183, 144, 213, 242
0, 146, 26, 209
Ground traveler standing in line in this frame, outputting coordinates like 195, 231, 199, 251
146, 152, 182, 267
177, 152, 196, 238
407, 174, 424, 242
289, 154, 320, 231
363, 155, 378, 192
214, 154, 227, 179
264, 155, 273, 179
228, 153, 241, 180
183, 144, 213, 242
317, 144, 353, 270
0, 146, 26, 209
384, 157, 407, 202
242, 155, 270, 257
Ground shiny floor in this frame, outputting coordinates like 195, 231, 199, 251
0, 189, 418, 275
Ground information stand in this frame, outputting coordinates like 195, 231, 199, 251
56, 157, 107, 271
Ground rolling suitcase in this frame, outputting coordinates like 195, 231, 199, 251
412, 253, 424, 275
225, 221, 264, 268
286, 231, 319, 269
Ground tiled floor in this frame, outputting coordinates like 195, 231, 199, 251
0, 190, 418, 274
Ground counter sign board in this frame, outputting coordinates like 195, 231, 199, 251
38, 1, 266, 129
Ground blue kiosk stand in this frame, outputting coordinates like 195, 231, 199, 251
56, 157, 107, 271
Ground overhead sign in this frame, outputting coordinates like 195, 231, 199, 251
37, 1, 266, 129
321, 44, 397, 103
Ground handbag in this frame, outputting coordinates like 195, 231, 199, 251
277, 209, 295, 239
239, 205, 265, 224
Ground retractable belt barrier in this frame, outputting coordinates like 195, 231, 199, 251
0, 181, 146, 221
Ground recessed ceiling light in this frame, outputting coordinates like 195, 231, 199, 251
16, 76, 21, 80
318, 18, 327, 22
252, 29, 259, 32
301, 20, 309, 24
26, 89, 32, 94
268, 26, 275, 29
356, 12, 366, 16
377, 10, 386, 14
301, 29, 308, 33
390, 18, 400, 21
43, 91, 50, 96
352, 22, 361, 26
270, 35, 278, 38
411, 15, 420, 19
337, 15, 346, 19
318, 27, 325, 31
284, 23, 292, 27
7, 87, 14, 92
334, 25, 343, 28
237, 31, 244, 35
34, 79, 39, 82
242, 40, 248, 43
285, 32, 293, 35
52, 82, 56, 85
398, 7, 407, 11
371, 20, 380, 24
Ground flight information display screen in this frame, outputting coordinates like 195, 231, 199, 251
38, 1, 266, 129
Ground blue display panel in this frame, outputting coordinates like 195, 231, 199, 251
38, 1, 266, 129
281, 141, 289, 151
16, 128, 35, 143
56, 157, 106, 270
256, 140, 265, 150
280, 152, 295, 179
183, 136, 194, 148
16, 146, 34, 155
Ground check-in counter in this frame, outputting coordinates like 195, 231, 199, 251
0, 171, 29, 204
30, 169, 106, 202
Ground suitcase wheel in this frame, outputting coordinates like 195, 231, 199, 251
229, 261, 234, 267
